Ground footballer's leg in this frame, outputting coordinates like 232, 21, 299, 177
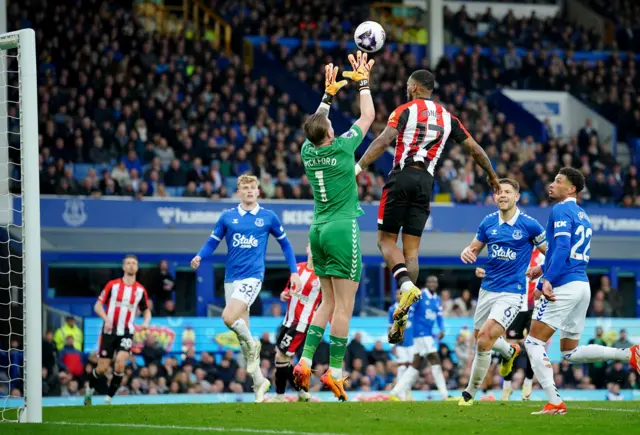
294, 277, 334, 392
460, 291, 519, 405
427, 349, 449, 400
390, 351, 421, 399
223, 280, 263, 375
460, 319, 506, 405
378, 231, 422, 321
105, 350, 129, 404
558, 283, 638, 370
321, 275, 358, 401
526, 320, 565, 414
274, 346, 291, 402
85, 354, 111, 406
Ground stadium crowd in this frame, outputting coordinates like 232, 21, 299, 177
14, 0, 636, 208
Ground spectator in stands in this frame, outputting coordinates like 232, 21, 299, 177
141, 335, 166, 368
606, 361, 628, 386
453, 289, 476, 317
612, 329, 634, 349
54, 316, 83, 352
146, 260, 176, 304
42, 330, 58, 374
599, 275, 623, 317
157, 300, 177, 317
187, 158, 209, 185
259, 332, 276, 363
346, 333, 368, 371
589, 290, 613, 317
58, 336, 84, 378
588, 327, 608, 389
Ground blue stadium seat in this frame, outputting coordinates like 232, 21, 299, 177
165, 186, 185, 197
95, 163, 111, 175
225, 177, 238, 193
73, 163, 93, 181
165, 187, 179, 197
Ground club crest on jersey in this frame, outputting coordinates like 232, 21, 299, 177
512, 229, 523, 240
254, 218, 264, 227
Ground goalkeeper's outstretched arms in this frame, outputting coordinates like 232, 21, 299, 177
342, 50, 375, 136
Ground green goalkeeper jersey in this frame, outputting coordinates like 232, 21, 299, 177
301, 123, 365, 224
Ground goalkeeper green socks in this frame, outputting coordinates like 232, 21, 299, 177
301, 325, 325, 364
329, 335, 348, 379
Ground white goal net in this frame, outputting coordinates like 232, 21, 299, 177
0, 29, 42, 423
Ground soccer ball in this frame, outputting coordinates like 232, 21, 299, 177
354, 21, 386, 53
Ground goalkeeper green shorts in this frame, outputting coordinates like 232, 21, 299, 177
309, 218, 362, 282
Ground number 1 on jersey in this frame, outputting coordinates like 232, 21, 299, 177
315, 170, 328, 202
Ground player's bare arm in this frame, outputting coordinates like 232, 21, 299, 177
141, 308, 152, 329
461, 238, 486, 264
356, 125, 398, 175
461, 136, 500, 191
94, 299, 112, 333
342, 51, 375, 136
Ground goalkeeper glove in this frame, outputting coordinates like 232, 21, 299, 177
322, 63, 348, 106
342, 50, 375, 91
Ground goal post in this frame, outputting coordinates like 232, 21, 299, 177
0, 28, 42, 423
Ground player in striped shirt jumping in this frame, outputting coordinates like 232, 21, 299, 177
85, 254, 151, 405
272, 245, 322, 402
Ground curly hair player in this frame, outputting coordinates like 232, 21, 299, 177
525, 168, 640, 414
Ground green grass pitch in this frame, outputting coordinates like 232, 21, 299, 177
3, 402, 639, 435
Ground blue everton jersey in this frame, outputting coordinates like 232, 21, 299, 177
412, 290, 443, 338
543, 198, 591, 287
477, 209, 546, 294
388, 303, 414, 347
210, 205, 287, 282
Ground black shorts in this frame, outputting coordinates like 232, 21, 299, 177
276, 324, 306, 356
99, 333, 133, 359
377, 166, 434, 237
506, 310, 533, 340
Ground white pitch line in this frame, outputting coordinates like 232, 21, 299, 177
525, 405, 640, 414
568, 406, 640, 413
48, 421, 346, 435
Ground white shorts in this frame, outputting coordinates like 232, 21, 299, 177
224, 278, 263, 309
413, 336, 438, 357
473, 289, 523, 331
533, 281, 590, 340
395, 345, 415, 364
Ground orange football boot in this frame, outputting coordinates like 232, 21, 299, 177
531, 402, 567, 415
293, 360, 312, 392
320, 371, 349, 402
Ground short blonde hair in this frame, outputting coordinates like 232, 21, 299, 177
237, 174, 260, 188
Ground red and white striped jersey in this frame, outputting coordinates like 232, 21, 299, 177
388, 99, 470, 175
525, 249, 546, 310
98, 278, 149, 336
283, 262, 322, 333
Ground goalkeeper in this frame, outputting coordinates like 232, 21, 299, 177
292, 51, 375, 402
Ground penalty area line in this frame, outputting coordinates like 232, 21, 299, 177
47, 421, 347, 435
